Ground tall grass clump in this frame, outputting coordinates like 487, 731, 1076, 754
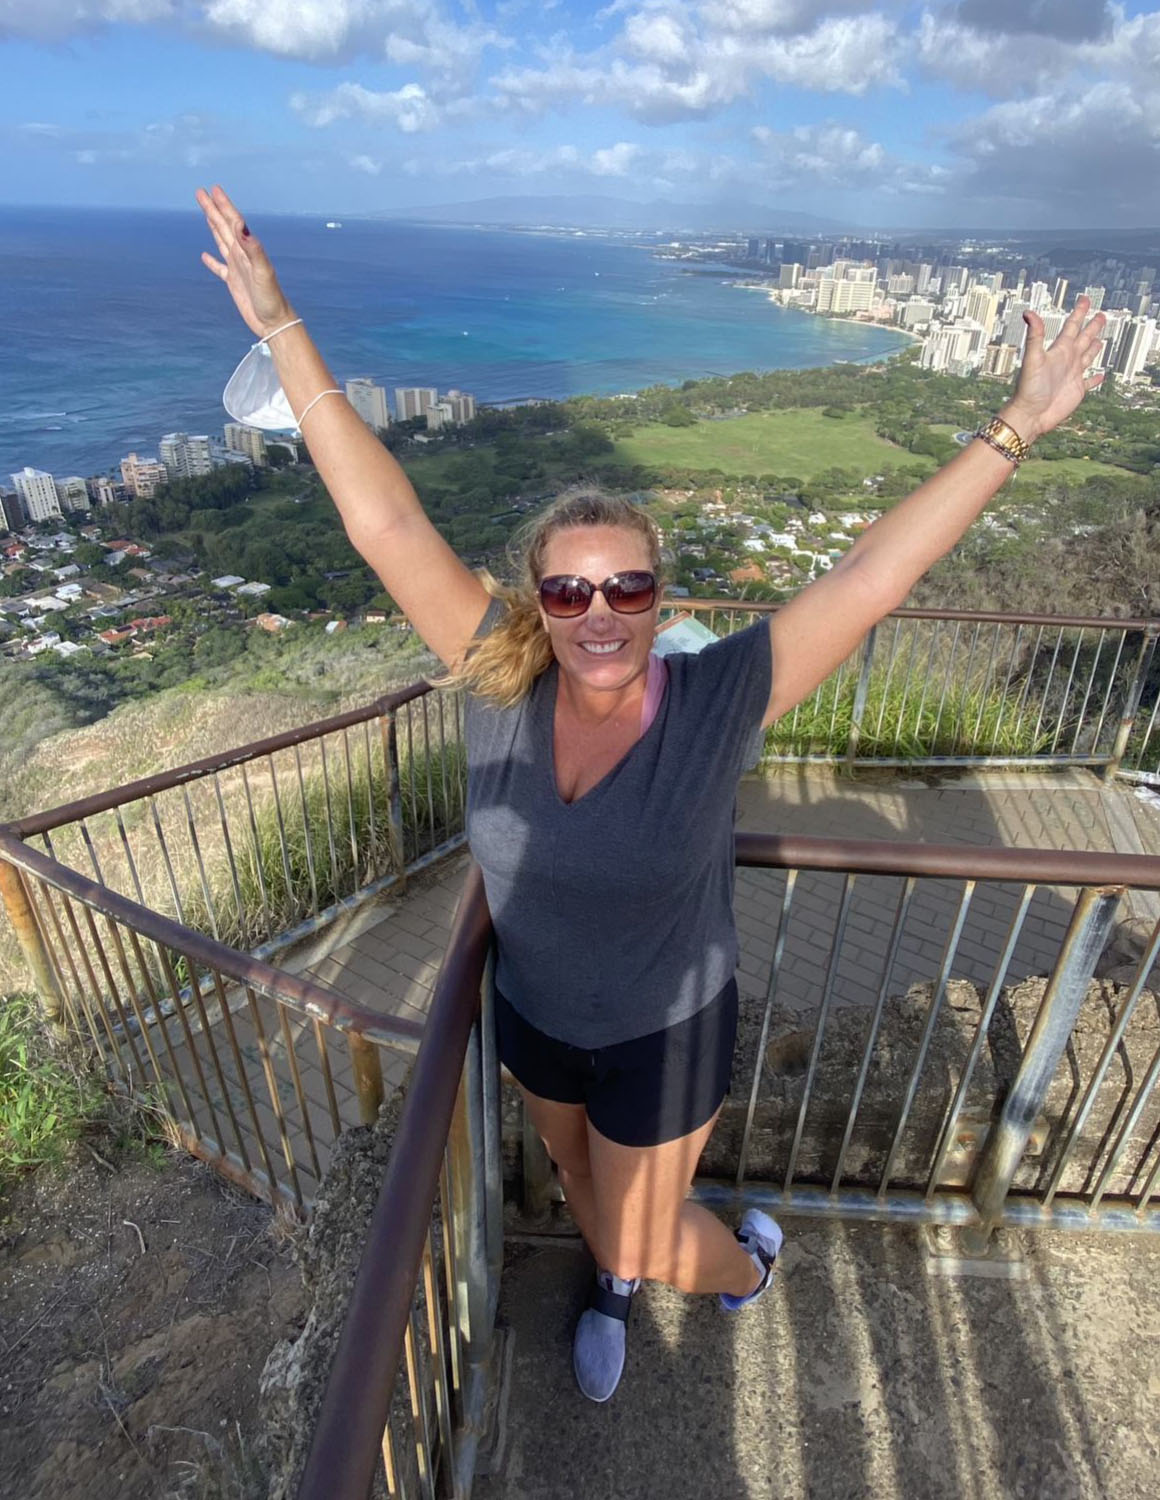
0, 994, 106, 1187
765, 668, 1052, 762
179, 734, 468, 952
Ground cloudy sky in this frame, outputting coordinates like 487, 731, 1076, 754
3, 1, 1159, 229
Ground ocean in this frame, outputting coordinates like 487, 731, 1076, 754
0, 206, 910, 480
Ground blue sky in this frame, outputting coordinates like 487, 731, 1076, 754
2, 1, 1159, 228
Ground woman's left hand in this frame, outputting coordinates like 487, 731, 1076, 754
1002, 295, 1107, 444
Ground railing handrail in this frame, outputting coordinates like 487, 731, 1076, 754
7, 602, 1157, 841
0, 678, 435, 840
673, 598, 1160, 631
0, 829, 425, 1051
734, 831, 1160, 890
298, 862, 493, 1500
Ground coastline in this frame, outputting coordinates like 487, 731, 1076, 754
1, 210, 916, 479
733, 278, 921, 356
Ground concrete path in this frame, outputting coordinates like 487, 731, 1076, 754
303, 767, 1160, 1029
474, 1221, 1160, 1500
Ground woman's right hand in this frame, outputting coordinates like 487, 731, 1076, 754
196, 185, 295, 339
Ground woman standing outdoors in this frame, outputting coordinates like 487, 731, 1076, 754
197, 186, 1106, 1402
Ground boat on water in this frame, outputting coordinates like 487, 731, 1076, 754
325, 221, 343, 229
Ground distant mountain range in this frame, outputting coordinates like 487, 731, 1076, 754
386, 194, 848, 235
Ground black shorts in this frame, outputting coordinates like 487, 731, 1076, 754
495, 979, 738, 1148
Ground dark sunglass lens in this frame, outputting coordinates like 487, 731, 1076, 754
606, 572, 656, 613
540, 576, 592, 616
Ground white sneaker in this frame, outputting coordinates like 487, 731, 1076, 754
719, 1209, 783, 1311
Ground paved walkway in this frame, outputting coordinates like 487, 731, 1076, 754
473, 1220, 1160, 1500
302, 767, 1160, 1031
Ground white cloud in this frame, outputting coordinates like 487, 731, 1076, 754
751, 119, 946, 194
946, 79, 1160, 217
202, 0, 505, 75
349, 153, 384, 173
292, 80, 449, 132
492, 10, 904, 123
591, 141, 645, 174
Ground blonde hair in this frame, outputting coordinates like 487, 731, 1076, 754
442, 488, 662, 708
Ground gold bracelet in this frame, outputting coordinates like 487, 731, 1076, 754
975, 416, 1031, 465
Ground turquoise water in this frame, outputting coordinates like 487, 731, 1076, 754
0, 207, 909, 478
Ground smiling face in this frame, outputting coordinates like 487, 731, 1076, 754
536, 524, 660, 697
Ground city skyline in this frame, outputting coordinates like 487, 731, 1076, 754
3, 3, 1159, 231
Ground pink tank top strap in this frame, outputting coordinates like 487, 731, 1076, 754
640, 651, 669, 736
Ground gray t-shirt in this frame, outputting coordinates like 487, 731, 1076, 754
464, 607, 772, 1047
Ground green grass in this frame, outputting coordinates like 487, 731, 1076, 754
1013, 456, 1150, 485
0, 995, 106, 1186
612, 409, 916, 479
927, 426, 1146, 486
178, 736, 467, 952
766, 668, 1053, 761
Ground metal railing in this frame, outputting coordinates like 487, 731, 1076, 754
667, 601, 1160, 777
0, 828, 422, 1215
299, 866, 498, 1500
713, 834, 1160, 1235
1, 680, 467, 976
1, 601, 1158, 1497
302, 834, 1160, 1498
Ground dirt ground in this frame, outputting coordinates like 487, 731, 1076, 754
0, 1144, 306, 1500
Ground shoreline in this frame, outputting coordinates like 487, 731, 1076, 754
5, 234, 913, 478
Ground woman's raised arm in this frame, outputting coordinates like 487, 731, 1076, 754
761, 296, 1108, 728
196, 185, 489, 667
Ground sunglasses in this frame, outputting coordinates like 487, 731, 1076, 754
538, 571, 658, 618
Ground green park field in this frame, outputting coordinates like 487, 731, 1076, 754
612, 408, 920, 480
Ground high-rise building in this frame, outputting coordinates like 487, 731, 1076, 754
160, 433, 214, 480
1084, 285, 1106, 311
345, 378, 391, 432
898, 299, 935, 328
224, 423, 269, 466
12, 466, 63, 522
982, 343, 1020, 379
778, 263, 802, 290
0, 488, 26, 532
87, 476, 120, 507
394, 387, 439, 421
425, 402, 455, 432
816, 269, 877, 315
965, 286, 1000, 338
915, 263, 934, 295
1115, 318, 1158, 382
444, 390, 477, 424
1028, 281, 1052, 312
120, 452, 169, 499
55, 476, 90, 512
1053, 278, 1069, 309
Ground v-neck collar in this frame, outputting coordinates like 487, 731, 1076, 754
542, 660, 669, 809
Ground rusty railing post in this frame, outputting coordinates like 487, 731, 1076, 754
968, 884, 1123, 1247
0, 857, 66, 1030
386, 707, 408, 883
846, 623, 877, 766
447, 1017, 494, 1370
1104, 626, 1158, 780
349, 1032, 384, 1124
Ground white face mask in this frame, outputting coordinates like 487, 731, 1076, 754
223, 340, 297, 431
